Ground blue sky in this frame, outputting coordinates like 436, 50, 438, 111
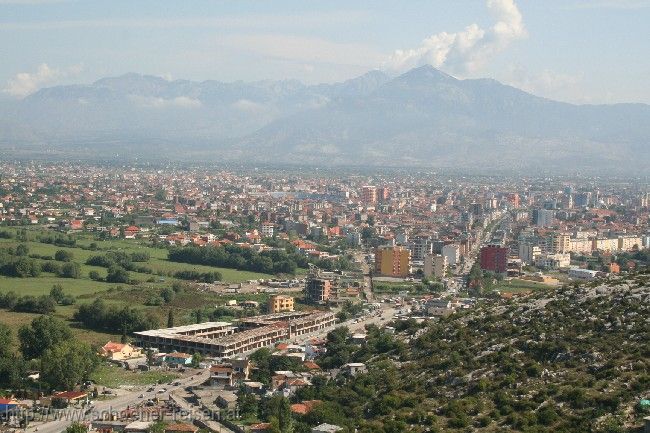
1, 0, 649, 103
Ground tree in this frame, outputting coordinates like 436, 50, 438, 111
147, 421, 167, 433
161, 287, 175, 304
0, 322, 13, 358
65, 422, 88, 433
41, 340, 98, 390
18, 315, 73, 359
50, 284, 65, 303
106, 266, 130, 283
191, 352, 202, 368
89, 270, 102, 281
266, 396, 294, 433
59, 262, 81, 279
167, 309, 175, 328
54, 250, 74, 262
15, 243, 29, 256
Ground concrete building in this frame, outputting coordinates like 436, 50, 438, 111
518, 243, 541, 264
305, 277, 332, 304
533, 209, 555, 227
618, 235, 642, 251
260, 222, 274, 238
441, 244, 460, 267
568, 267, 600, 280
423, 254, 447, 279
593, 237, 619, 252
569, 238, 593, 254
268, 295, 294, 313
480, 244, 508, 274
134, 311, 336, 358
552, 233, 571, 253
535, 253, 570, 269
374, 245, 410, 277
360, 186, 377, 204
409, 236, 433, 262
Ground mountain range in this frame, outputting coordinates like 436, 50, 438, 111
1, 65, 649, 169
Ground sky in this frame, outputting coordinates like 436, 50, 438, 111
1, 0, 649, 104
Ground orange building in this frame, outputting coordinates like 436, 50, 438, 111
268, 295, 295, 313
360, 186, 377, 204
374, 246, 410, 277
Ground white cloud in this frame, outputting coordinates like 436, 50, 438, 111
565, 0, 650, 9
385, 0, 527, 76
505, 65, 583, 102
3, 63, 82, 97
231, 99, 266, 114
129, 95, 202, 109
216, 34, 384, 69
0, 11, 369, 31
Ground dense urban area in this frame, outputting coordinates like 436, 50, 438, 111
0, 161, 648, 433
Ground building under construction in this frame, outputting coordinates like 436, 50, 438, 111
133, 310, 336, 358
304, 264, 364, 304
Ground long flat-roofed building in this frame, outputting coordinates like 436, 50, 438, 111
134, 311, 336, 358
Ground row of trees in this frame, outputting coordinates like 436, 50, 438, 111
86, 251, 150, 272
173, 269, 222, 283
0, 285, 77, 314
0, 316, 98, 391
74, 298, 158, 334
168, 244, 299, 275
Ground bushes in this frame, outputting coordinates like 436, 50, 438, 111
1, 257, 41, 277
106, 266, 130, 283
39, 233, 76, 247
173, 270, 222, 283
168, 245, 298, 275
59, 262, 81, 279
86, 251, 150, 271
74, 298, 158, 333
54, 249, 74, 262
12, 295, 56, 314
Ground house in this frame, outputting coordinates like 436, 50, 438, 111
302, 361, 321, 371
291, 400, 322, 415
312, 424, 343, 433
165, 423, 199, 433
210, 365, 234, 388
250, 423, 272, 433
70, 220, 84, 231
164, 352, 193, 366
100, 341, 143, 361
341, 363, 367, 376
92, 420, 129, 433
0, 398, 20, 418
124, 225, 140, 239
50, 391, 88, 407
215, 390, 238, 410
124, 421, 154, 432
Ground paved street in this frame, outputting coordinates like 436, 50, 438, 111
29, 374, 207, 433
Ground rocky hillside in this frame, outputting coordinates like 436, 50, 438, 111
308, 274, 650, 433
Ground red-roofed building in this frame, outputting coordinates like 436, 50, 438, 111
99, 341, 142, 361
165, 423, 199, 433
124, 225, 140, 238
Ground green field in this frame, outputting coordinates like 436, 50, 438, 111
90, 364, 180, 388
494, 278, 555, 293
0, 237, 273, 283
0, 228, 282, 347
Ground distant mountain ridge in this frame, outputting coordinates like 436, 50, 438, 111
1, 66, 648, 169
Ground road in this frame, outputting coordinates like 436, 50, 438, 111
29, 374, 207, 433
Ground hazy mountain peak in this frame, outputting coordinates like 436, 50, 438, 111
1, 66, 649, 169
